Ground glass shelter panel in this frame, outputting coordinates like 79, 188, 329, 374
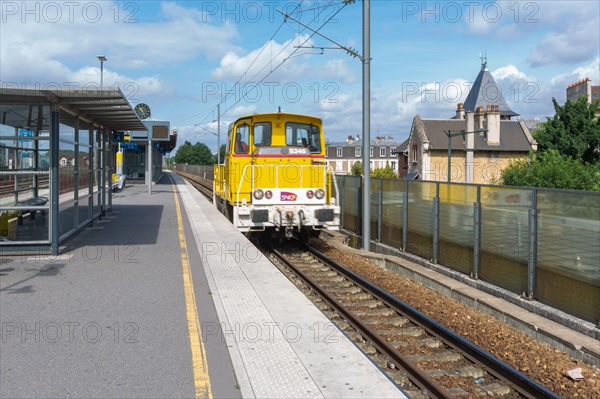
438, 183, 477, 274
380, 178, 404, 248
0, 104, 51, 242
58, 116, 77, 238
537, 190, 600, 323
77, 121, 92, 227
480, 186, 530, 294
406, 181, 435, 259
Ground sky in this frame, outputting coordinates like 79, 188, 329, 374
1, 0, 599, 152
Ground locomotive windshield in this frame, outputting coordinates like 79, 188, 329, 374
285, 123, 321, 153
253, 122, 272, 147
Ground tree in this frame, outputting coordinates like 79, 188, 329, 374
350, 161, 398, 178
173, 141, 215, 165
215, 144, 226, 164
534, 96, 600, 164
372, 163, 398, 178
350, 161, 363, 176
501, 150, 600, 191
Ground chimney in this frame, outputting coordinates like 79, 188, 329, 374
356, 134, 360, 141
475, 105, 485, 129
456, 103, 465, 120
465, 111, 474, 139
486, 105, 501, 145
347, 135, 354, 144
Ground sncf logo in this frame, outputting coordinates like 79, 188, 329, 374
280, 192, 297, 201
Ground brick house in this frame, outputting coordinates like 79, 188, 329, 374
406, 60, 537, 183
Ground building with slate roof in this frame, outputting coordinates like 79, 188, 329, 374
462, 56, 519, 120
406, 59, 537, 183
407, 106, 537, 183
325, 135, 401, 174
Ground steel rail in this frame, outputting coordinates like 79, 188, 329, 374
271, 246, 453, 399
303, 243, 563, 399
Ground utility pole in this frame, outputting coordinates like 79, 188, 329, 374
217, 103, 221, 164
361, 0, 371, 251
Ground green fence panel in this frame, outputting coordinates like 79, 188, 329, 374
479, 186, 531, 294
537, 189, 600, 323
406, 180, 436, 259
381, 178, 405, 248
438, 183, 478, 275
342, 175, 362, 234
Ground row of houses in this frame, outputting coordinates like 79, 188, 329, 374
325, 60, 598, 184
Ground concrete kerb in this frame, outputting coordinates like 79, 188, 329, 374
321, 231, 600, 368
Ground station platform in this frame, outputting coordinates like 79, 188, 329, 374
0, 172, 405, 399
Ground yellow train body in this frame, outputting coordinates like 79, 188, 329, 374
214, 112, 340, 236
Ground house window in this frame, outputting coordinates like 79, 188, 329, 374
391, 161, 396, 170
370, 147, 373, 157
412, 144, 418, 163
355, 147, 361, 157
380, 147, 386, 157
336, 147, 343, 157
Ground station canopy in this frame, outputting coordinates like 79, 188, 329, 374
0, 88, 147, 132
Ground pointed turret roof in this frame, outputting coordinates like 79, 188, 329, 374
463, 58, 519, 118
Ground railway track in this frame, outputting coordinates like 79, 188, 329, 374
175, 171, 213, 200
264, 240, 562, 399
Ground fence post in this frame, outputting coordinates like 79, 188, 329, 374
432, 183, 440, 263
473, 185, 481, 279
527, 187, 538, 299
377, 179, 383, 242
358, 177, 363, 235
402, 178, 409, 251
339, 176, 345, 230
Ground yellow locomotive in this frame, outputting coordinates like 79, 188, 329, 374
214, 111, 340, 238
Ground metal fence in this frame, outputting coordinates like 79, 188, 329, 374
174, 164, 600, 324
337, 175, 600, 324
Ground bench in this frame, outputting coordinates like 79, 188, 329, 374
15, 197, 49, 225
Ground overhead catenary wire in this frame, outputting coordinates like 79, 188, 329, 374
183, 1, 307, 142
185, 0, 351, 144
218, 0, 350, 119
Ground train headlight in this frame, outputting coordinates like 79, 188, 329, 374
265, 190, 273, 199
253, 189, 264, 200
306, 190, 314, 199
315, 189, 325, 200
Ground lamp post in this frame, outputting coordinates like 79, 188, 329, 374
445, 128, 487, 182
97, 55, 107, 87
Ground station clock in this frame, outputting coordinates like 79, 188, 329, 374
134, 103, 151, 120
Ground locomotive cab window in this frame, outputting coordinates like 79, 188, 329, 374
285, 122, 321, 153
253, 122, 272, 147
235, 124, 250, 154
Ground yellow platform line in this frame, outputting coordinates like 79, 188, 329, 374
171, 179, 213, 399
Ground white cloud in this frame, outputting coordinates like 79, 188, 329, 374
211, 35, 314, 82
230, 105, 258, 117
0, 2, 241, 86
527, 19, 600, 66
549, 57, 600, 87
526, 1, 600, 67
491, 65, 534, 82
210, 35, 356, 85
